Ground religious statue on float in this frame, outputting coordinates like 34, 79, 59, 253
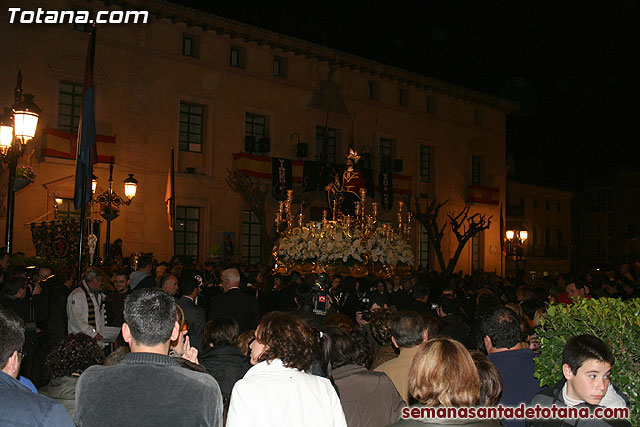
325, 148, 366, 217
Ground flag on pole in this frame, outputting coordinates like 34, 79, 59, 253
73, 26, 98, 210
165, 147, 176, 230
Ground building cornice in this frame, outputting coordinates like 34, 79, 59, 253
101, 0, 519, 113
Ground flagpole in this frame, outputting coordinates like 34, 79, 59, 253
171, 146, 176, 257
77, 176, 87, 283
74, 24, 97, 284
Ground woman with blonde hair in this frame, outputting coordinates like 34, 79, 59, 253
389, 338, 500, 426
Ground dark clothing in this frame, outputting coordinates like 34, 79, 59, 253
526, 380, 631, 427
199, 345, 250, 398
0, 294, 48, 378
75, 352, 223, 427
438, 314, 470, 347
105, 289, 131, 327
389, 289, 414, 311
40, 283, 71, 344
0, 371, 74, 426
134, 274, 157, 290
177, 296, 207, 352
489, 348, 541, 427
332, 364, 404, 427
208, 288, 260, 333
292, 304, 325, 330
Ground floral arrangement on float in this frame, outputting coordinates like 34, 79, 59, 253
273, 189, 414, 278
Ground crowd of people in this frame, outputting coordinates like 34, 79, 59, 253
0, 247, 636, 426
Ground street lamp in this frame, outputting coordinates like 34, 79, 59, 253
93, 160, 137, 261
505, 228, 528, 276
1, 71, 41, 254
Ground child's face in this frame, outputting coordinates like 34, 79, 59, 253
563, 359, 612, 405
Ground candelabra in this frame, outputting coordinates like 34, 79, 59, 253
274, 188, 412, 244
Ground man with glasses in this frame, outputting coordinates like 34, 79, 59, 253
0, 307, 74, 426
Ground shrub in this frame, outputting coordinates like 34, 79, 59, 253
535, 298, 640, 425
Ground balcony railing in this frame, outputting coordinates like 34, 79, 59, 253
466, 185, 499, 205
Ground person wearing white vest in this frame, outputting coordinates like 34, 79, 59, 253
66, 267, 106, 340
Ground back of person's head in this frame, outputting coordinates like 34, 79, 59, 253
137, 255, 153, 270
124, 288, 177, 346
481, 307, 521, 350
0, 308, 24, 368
391, 310, 426, 349
476, 293, 501, 317
370, 308, 394, 345
45, 333, 104, 378
236, 330, 255, 357
294, 282, 314, 307
322, 313, 356, 332
255, 311, 315, 371
409, 338, 480, 407
422, 313, 440, 338
321, 325, 357, 371
350, 329, 373, 368
469, 350, 503, 406
1, 276, 25, 296
521, 298, 544, 322
563, 334, 614, 375
179, 273, 199, 296
222, 268, 240, 287
204, 317, 239, 347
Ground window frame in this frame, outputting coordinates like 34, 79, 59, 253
182, 34, 199, 58
175, 206, 200, 259
273, 55, 286, 78
242, 211, 262, 265
179, 101, 204, 153
379, 138, 394, 171
57, 81, 83, 133
316, 126, 338, 164
420, 146, 432, 183
230, 45, 245, 68
419, 223, 429, 268
472, 156, 482, 186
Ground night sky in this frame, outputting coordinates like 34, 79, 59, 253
173, 1, 640, 189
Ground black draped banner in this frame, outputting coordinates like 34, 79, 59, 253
272, 157, 292, 200
379, 172, 394, 212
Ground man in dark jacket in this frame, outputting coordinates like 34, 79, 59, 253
482, 307, 540, 427
176, 274, 206, 352
526, 334, 630, 427
75, 288, 223, 426
208, 269, 260, 332
0, 307, 73, 426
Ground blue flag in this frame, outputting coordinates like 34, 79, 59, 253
73, 27, 97, 210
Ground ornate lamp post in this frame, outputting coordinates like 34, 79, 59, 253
505, 228, 528, 276
93, 159, 137, 261
0, 71, 41, 254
